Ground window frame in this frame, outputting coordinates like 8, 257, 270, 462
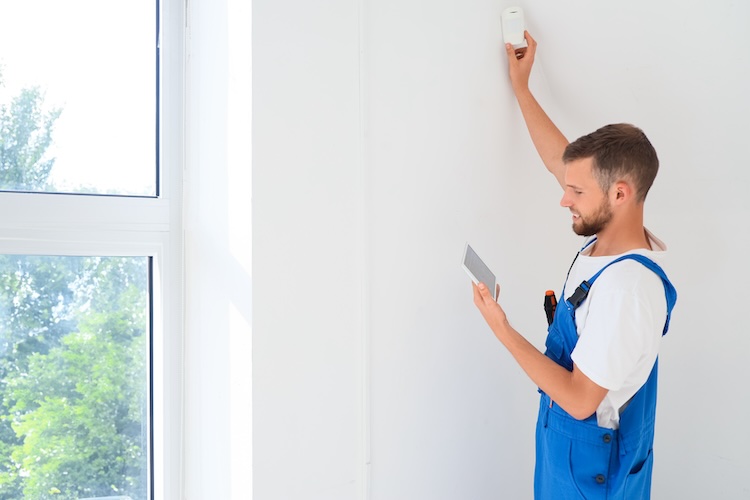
0, 0, 185, 497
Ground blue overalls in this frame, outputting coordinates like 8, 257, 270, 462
534, 250, 677, 499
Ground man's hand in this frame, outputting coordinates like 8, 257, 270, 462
505, 30, 537, 94
472, 282, 508, 340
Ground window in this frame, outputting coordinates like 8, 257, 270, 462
0, 1, 183, 499
0, 0, 158, 196
0, 255, 150, 499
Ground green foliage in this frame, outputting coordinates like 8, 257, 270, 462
0, 85, 61, 192
0, 256, 80, 360
0, 257, 149, 500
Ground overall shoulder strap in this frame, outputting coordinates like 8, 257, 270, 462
561, 237, 598, 294
566, 254, 678, 335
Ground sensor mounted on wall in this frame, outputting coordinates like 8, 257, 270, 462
501, 6, 527, 49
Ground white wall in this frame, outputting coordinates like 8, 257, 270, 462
252, 1, 365, 499
184, 0, 252, 498
253, 0, 750, 499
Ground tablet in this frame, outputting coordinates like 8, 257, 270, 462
462, 243, 497, 300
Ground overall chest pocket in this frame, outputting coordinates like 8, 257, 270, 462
544, 325, 564, 359
544, 323, 573, 370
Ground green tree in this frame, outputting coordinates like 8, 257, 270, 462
0, 256, 81, 499
4, 259, 147, 499
0, 70, 148, 499
0, 79, 61, 192
0, 257, 149, 500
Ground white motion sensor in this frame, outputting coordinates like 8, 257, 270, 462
501, 7, 527, 49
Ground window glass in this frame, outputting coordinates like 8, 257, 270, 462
0, 255, 150, 500
0, 1, 157, 196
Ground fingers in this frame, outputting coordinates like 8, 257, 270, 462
473, 282, 508, 329
505, 42, 520, 66
524, 31, 537, 59
476, 282, 493, 304
474, 282, 502, 309
525, 30, 536, 48
506, 31, 536, 61
505, 43, 525, 62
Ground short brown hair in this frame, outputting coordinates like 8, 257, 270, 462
563, 124, 659, 203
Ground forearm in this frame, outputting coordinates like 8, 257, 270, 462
493, 318, 601, 420
513, 87, 569, 188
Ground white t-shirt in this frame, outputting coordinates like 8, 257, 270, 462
567, 229, 669, 430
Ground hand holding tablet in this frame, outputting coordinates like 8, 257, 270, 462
462, 243, 497, 300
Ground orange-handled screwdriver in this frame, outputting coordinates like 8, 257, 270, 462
544, 290, 557, 326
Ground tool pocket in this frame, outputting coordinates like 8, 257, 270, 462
544, 325, 564, 360
544, 321, 574, 370
623, 448, 654, 499
542, 303, 577, 370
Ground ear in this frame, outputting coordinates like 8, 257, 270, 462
611, 181, 633, 205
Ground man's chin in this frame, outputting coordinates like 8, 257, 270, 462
572, 223, 596, 237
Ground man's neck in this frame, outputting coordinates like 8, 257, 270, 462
589, 220, 650, 257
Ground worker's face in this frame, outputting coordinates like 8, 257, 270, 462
560, 158, 613, 237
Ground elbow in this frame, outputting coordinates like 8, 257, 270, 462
569, 407, 597, 421
565, 400, 599, 421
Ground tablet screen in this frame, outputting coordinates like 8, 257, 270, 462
463, 243, 496, 299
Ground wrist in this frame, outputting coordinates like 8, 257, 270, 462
493, 316, 512, 342
512, 85, 533, 100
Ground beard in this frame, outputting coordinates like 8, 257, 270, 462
572, 198, 613, 237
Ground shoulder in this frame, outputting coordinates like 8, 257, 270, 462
595, 256, 665, 293
587, 254, 668, 321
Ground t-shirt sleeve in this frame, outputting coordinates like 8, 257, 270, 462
570, 288, 659, 391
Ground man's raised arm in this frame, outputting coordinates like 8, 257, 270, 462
505, 31, 568, 189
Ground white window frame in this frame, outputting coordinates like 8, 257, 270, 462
0, 0, 185, 497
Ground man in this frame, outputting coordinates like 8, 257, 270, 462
472, 31, 677, 499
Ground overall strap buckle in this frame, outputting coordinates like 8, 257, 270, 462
567, 280, 591, 308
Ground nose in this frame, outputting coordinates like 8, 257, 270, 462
560, 191, 572, 208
